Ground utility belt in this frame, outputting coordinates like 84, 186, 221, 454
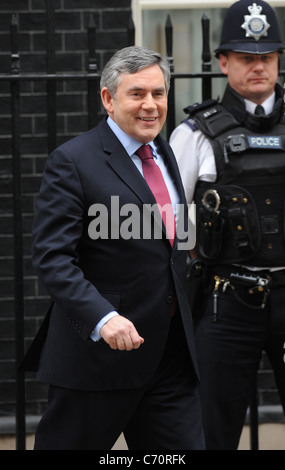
208, 265, 285, 320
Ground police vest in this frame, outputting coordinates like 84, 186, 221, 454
185, 101, 285, 267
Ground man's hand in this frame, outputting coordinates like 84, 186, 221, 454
100, 315, 144, 351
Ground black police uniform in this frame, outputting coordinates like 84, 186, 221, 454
185, 83, 285, 450
178, 0, 285, 450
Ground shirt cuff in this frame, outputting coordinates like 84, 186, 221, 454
89, 311, 119, 342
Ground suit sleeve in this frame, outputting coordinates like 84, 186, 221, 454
32, 147, 116, 340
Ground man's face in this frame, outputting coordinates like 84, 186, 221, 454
101, 64, 168, 143
219, 51, 279, 104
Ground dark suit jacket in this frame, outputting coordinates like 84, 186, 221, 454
23, 118, 198, 390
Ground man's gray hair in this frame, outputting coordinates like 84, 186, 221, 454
100, 46, 171, 97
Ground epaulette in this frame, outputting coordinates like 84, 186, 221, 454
183, 99, 218, 117
182, 117, 197, 131
183, 100, 240, 138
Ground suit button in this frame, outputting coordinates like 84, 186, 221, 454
166, 295, 174, 304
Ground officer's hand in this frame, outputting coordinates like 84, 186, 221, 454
100, 315, 144, 351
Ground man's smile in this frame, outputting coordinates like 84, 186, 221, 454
138, 117, 159, 121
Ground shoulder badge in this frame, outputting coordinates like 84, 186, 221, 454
182, 117, 197, 131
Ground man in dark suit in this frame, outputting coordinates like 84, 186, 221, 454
25, 45, 204, 450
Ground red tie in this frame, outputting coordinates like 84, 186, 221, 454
136, 144, 176, 247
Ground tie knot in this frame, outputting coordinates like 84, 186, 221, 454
255, 104, 265, 116
136, 144, 153, 161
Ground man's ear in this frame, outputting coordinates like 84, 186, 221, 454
101, 87, 114, 113
219, 53, 228, 75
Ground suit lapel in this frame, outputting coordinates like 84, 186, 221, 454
99, 119, 158, 206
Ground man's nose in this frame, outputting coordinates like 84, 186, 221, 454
142, 94, 157, 109
252, 58, 265, 70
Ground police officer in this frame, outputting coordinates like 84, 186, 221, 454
170, 0, 285, 450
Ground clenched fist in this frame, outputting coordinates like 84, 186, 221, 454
100, 315, 144, 351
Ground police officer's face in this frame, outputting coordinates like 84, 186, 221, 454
219, 51, 279, 104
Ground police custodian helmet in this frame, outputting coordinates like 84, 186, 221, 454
214, 0, 285, 56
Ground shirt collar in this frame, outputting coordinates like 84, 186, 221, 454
107, 116, 156, 157
244, 92, 275, 115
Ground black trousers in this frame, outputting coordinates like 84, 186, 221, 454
194, 281, 285, 450
34, 314, 205, 450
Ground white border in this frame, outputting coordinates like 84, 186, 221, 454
132, 0, 285, 45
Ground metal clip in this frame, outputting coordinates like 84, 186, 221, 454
213, 275, 222, 322
226, 134, 247, 153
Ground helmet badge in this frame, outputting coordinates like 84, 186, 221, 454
241, 3, 270, 41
